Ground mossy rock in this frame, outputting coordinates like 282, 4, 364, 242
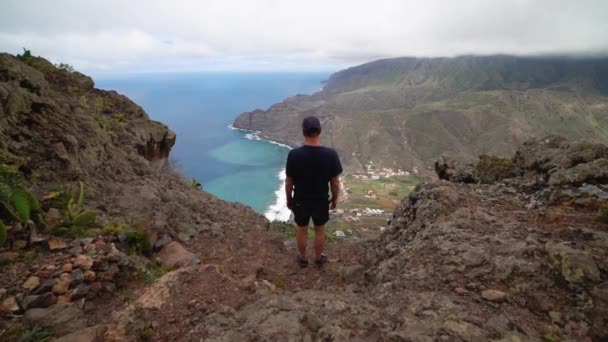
475, 155, 514, 184
545, 242, 600, 284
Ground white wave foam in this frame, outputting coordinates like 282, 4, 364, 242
228, 124, 292, 149
228, 124, 293, 221
264, 169, 292, 222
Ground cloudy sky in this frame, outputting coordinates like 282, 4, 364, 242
1, 0, 607, 73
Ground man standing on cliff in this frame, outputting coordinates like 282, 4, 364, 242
285, 116, 342, 269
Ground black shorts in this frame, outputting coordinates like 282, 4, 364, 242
293, 200, 330, 227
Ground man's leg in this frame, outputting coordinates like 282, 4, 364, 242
313, 225, 325, 259
296, 225, 308, 257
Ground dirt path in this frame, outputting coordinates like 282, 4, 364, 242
133, 229, 370, 341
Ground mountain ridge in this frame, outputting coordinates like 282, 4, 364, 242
233, 55, 608, 175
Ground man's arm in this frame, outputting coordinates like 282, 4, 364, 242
286, 176, 294, 210
330, 176, 340, 210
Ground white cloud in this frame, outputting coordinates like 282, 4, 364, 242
1, 0, 607, 72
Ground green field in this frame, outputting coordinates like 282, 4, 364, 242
271, 174, 420, 242
341, 174, 419, 210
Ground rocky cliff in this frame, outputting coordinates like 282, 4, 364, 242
108, 135, 606, 341
233, 55, 608, 174
0, 53, 268, 341
0, 53, 266, 242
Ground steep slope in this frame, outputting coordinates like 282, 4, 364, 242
0, 53, 266, 242
233, 55, 608, 174
104, 136, 608, 341
0, 53, 269, 340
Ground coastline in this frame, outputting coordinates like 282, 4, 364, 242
228, 124, 292, 222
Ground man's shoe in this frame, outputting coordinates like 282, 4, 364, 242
315, 254, 328, 268
296, 254, 309, 268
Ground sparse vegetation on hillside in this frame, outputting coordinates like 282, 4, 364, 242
595, 203, 608, 223
475, 155, 514, 184
49, 182, 98, 238
188, 178, 203, 190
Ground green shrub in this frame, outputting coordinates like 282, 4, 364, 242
49, 182, 98, 238
594, 204, 608, 224
41, 186, 71, 212
18, 48, 32, 59
56, 63, 74, 73
0, 220, 6, 247
138, 261, 172, 284
102, 220, 130, 235
0, 323, 51, 342
94, 97, 104, 115
475, 155, 514, 184
139, 321, 154, 341
112, 113, 127, 124
65, 182, 97, 227
50, 225, 97, 239
117, 289, 132, 303
125, 229, 151, 255
21, 327, 52, 342
270, 221, 296, 236
187, 178, 202, 190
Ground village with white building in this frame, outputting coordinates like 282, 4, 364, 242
325, 162, 419, 239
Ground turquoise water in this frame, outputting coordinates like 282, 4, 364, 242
94, 72, 328, 216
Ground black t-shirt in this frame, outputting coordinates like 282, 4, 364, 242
286, 145, 343, 201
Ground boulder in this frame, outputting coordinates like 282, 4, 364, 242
157, 241, 200, 268
71, 268, 85, 285
33, 279, 56, 295
71, 284, 90, 300
339, 264, 365, 283
84, 270, 96, 282
22, 293, 57, 310
546, 242, 600, 284
22, 276, 41, 291
61, 263, 74, 273
53, 273, 72, 295
74, 254, 94, 270
1, 296, 22, 314
154, 233, 172, 252
481, 289, 507, 302
24, 303, 87, 337
435, 157, 476, 183
48, 238, 69, 251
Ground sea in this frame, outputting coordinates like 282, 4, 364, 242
94, 72, 328, 221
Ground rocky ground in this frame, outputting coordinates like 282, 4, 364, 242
1, 54, 607, 341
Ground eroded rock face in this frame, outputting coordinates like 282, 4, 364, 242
367, 136, 608, 339
0, 53, 268, 243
